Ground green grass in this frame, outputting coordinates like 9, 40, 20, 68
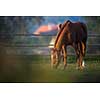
0, 55, 100, 83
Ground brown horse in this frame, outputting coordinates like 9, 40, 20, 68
51, 20, 87, 70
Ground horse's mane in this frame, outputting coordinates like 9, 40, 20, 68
54, 20, 71, 47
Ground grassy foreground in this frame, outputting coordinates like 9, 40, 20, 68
0, 55, 100, 83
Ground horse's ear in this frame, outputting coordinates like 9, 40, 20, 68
67, 21, 72, 27
58, 24, 62, 30
67, 20, 71, 23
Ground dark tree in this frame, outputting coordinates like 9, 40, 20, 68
84, 16, 100, 33
0, 16, 44, 42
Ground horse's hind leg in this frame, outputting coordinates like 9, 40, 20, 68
81, 42, 86, 57
62, 45, 67, 69
74, 44, 80, 69
75, 43, 83, 70
79, 53, 84, 70
81, 42, 86, 67
78, 42, 85, 70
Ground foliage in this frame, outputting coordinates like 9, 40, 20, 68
84, 16, 100, 33
0, 16, 44, 33
0, 16, 44, 42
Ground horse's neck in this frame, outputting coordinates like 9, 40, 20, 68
54, 22, 67, 46
55, 27, 66, 50
54, 21, 68, 50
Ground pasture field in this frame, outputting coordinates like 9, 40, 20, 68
0, 55, 100, 83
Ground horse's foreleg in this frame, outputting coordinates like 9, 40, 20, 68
50, 51, 54, 68
55, 53, 60, 69
62, 45, 67, 69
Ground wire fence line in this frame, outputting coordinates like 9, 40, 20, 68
0, 33, 100, 56
0, 33, 100, 37
0, 43, 100, 47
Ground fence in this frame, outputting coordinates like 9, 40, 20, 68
0, 33, 100, 56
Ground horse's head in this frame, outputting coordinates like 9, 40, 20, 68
50, 48, 60, 67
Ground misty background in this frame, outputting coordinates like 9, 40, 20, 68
0, 16, 100, 55
0, 16, 100, 82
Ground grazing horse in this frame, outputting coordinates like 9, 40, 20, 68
51, 20, 87, 70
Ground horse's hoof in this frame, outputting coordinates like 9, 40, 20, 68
53, 65, 58, 69
64, 66, 67, 70
79, 67, 84, 71
51, 65, 57, 69
61, 67, 66, 71
76, 67, 80, 70
63, 64, 67, 70
62, 67, 66, 70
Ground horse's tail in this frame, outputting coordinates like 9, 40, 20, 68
80, 22, 87, 35
80, 23, 87, 56
80, 22, 88, 42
